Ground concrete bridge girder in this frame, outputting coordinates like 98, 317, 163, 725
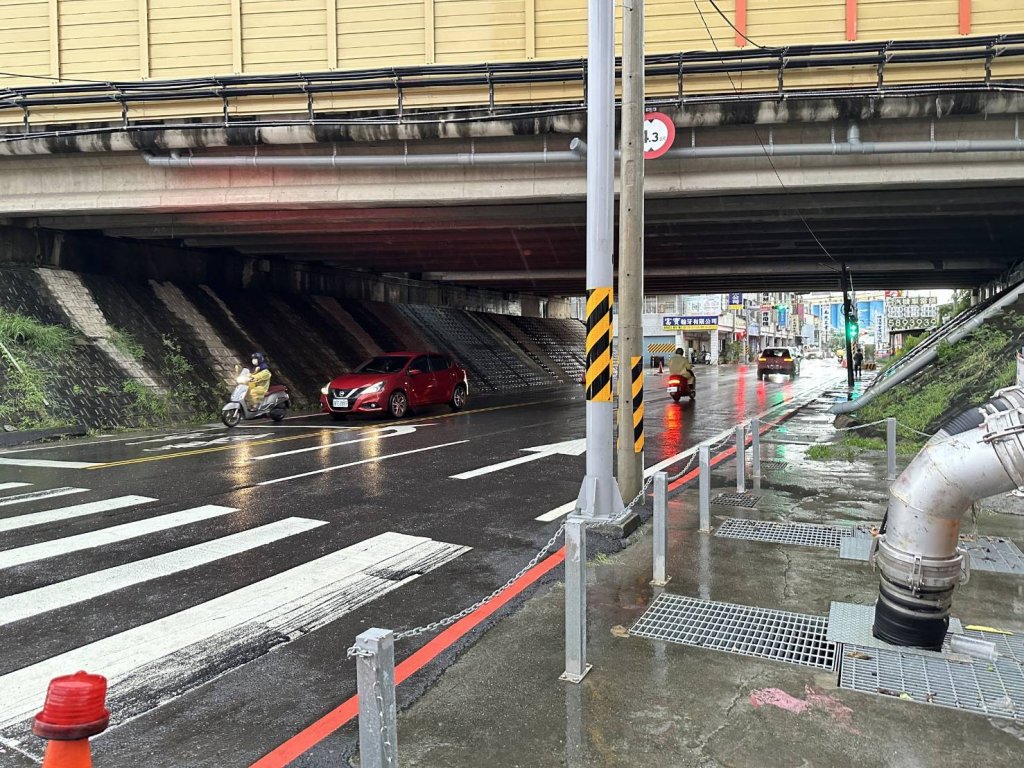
2, 114, 1024, 294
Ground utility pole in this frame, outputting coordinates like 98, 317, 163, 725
616, 0, 644, 502
578, 0, 623, 520
841, 264, 855, 388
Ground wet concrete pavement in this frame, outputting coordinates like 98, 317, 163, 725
394, 381, 1024, 768
0, 363, 835, 766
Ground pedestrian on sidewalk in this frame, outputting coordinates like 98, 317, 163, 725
853, 347, 864, 379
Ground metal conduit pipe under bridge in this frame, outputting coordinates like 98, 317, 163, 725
141, 122, 1024, 168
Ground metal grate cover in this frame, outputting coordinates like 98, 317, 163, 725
710, 493, 760, 508
839, 638, 1024, 721
827, 602, 963, 653
962, 537, 1024, 574
841, 534, 1024, 575
758, 460, 789, 471
715, 518, 853, 549
630, 594, 836, 670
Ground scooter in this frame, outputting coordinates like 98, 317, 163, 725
667, 372, 696, 402
221, 367, 290, 427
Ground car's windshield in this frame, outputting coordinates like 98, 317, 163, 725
356, 356, 410, 374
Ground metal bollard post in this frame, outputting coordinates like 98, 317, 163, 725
750, 417, 761, 480
561, 517, 591, 683
699, 444, 711, 533
355, 628, 398, 768
887, 417, 897, 481
735, 424, 746, 493
651, 472, 670, 586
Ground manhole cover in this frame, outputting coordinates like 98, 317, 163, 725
839, 632, 1024, 721
711, 493, 760, 508
715, 518, 853, 549
630, 594, 836, 670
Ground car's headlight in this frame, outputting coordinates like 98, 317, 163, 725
321, 384, 330, 395
364, 381, 385, 394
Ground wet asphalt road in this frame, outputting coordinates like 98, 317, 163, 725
0, 362, 839, 767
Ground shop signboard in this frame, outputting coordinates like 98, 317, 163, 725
663, 315, 719, 331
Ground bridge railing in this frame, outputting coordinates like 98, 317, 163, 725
4, 34, 1024, 137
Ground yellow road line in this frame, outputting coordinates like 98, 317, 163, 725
86, 433, 317, 469
87, 397, 577, 469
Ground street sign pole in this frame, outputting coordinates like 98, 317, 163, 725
616, 0, 645, 502
579, 0, 622, 521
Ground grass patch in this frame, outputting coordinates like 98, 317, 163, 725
0, 309, 74, 356
109, 327, 146, 361
806, 443, 861, 461
0, 310, 77, 429
857, 316, 1024, 434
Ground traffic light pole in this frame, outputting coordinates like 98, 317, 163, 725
841, 264, 855, 389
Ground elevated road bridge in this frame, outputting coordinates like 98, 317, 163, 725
3, 2, 1024, 294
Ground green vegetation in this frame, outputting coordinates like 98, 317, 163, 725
109, 327, 146, 361
858, 319, 1022, 434
0, 309, 74, 356
122, 379, 170, 423
806, 433, 921, 463
0, 309, 76, 429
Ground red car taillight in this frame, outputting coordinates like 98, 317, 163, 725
783, 357, 793, 362
757, 356, 766, 362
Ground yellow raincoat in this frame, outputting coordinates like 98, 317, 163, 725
248, 368, 271, 408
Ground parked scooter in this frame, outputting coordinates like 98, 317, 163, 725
221, 367, 290, 427
699, 350, 711, 365
667, 371, 696, 402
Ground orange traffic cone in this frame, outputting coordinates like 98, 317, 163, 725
33, 671, 109, 768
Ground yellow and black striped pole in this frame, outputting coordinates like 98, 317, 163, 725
585, 287, 613, 403
631, 356, 644, 453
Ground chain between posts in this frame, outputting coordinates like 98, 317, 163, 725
344, 477, 660, 652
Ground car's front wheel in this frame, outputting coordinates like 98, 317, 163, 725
450, 383, 467, 412
388, 390, 408, 419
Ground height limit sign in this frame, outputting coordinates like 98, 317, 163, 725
643, 112, 675, 160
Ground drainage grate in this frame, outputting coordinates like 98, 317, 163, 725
711, 493, 761, 508
962, 537, 1024, 575
758, 460, 789, 471
961, 627, 1024, 662
630, 593, 836, 670
841, 534, 1024, 575
839, 638, 1024, 721
715, 518, 853, 549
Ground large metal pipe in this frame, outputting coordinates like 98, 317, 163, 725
872, 386, 1024, 649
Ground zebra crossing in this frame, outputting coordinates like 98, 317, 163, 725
0, 481, 470, 757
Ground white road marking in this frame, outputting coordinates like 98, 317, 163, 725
0, 458, 99, 469
0, 428, 221, 455
0, 483, 31, 492
258, 440, 469, 485
141, 433, 274, 452
255, 424, 431, 461
0, 505, 236, 570
0, 517, 326, 627
0, 532, 469, 732
535, 501, 577, 523
450, 438, 586, 480
0, 487, 88, 507
0, 495, 156, 533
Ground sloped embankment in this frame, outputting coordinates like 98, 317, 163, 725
854, 300, 1024, 435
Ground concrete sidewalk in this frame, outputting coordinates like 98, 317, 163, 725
392, 387, 1024, 767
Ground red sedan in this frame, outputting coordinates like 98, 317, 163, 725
320, 352, 469, 419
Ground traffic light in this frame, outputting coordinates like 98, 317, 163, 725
846, 317, 860, 341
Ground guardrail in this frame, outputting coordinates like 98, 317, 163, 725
3, 34, 1024, 139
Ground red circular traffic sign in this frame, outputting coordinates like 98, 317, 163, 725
643, 112, 675, 160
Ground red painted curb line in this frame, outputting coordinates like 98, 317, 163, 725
667, 399, 805, 493
251, 548, 566, 768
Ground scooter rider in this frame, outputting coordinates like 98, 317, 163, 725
668, 347, 695, 386
248, 352, 272, 408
